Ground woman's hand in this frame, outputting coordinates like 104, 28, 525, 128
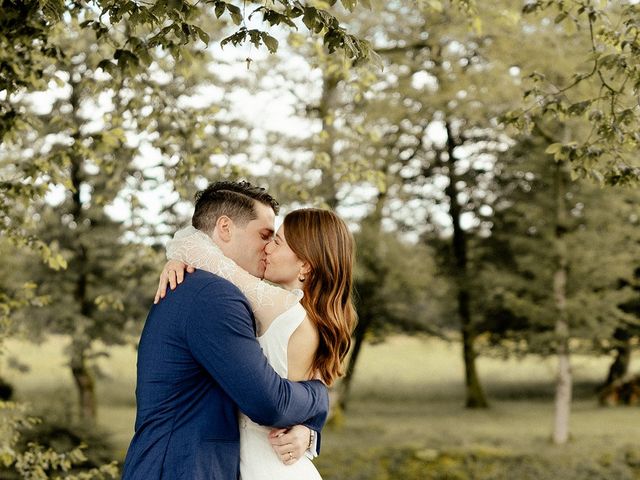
154, 260, 195, 304
268, 425, 311, 465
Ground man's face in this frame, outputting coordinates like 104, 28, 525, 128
228, 201, 275, 278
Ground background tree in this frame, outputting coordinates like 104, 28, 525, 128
338, 199, 448, 412
0, 10, 258, 421
475, 129, 640, 443
349, 0, 523, 408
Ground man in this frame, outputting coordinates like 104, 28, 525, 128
122, 181, 328, 479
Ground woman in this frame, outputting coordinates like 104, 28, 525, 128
154, 208, 356, 480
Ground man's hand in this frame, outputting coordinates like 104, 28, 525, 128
268, 425, 311, 465
154, 260, 195, 304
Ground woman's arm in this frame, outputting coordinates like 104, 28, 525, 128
164, 226, 300, 333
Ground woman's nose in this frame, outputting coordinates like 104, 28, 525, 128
264, 241, 274, 254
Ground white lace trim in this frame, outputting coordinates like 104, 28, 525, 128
166, 226, 301, 325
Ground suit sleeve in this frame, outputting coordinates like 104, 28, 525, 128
185, 280, 329, 433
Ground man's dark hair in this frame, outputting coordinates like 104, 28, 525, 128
192, 180, 279, 234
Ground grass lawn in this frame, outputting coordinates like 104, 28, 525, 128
2, 334, 640, 478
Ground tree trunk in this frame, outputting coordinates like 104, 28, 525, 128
69, 86, 97, 422
444, 121, 488, 409
552, 160, 571, 445
337, 314, 373, 412
318, 69, 340, 209
331, 180, 390, 419
604, 329, 631, 386
70, 340, 97, 422
461, 297, 488, 408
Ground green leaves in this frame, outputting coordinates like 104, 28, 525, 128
517, 0, 640, 185
114, 49, 140, 74
214, 1, 226, 18
302, 7, 323, 32
40, 0, 65, 22
260, 8, 298, 28
340, 0, 358, 11
192, 25, 210, 45
0, 282, 50, 333
212, 1, 243, 24
97, 60, 118, 78
261, 33, 279, 53
220, 28, 248, 49
226, 4, 243, 25
566, 100, 591, 116
522, 1, 543, 15
220, 28, 279, 54
95, 294, 125, 312
0, 404, 120, 479
545, 143, 563, 156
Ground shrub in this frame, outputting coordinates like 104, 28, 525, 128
0, 402, 118, 479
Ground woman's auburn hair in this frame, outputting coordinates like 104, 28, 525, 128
283, 208, 357, 386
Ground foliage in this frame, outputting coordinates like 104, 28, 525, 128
354, 220, 449, 340
0, 0, 376, 140
0, 0, 378, 334
514, 1, 640, 185
0, 402, 118, 479
474, 132, 640, 358
0, 14, 201, 421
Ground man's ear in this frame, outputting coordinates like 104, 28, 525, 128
215, 215, 234, 242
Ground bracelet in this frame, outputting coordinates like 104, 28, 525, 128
307, 429, 316, 450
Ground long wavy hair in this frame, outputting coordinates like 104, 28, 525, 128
283, 208, 357, 386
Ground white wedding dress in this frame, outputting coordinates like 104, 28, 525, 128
167, 227, 323, 480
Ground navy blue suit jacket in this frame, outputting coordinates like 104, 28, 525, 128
122, 270, 329, 479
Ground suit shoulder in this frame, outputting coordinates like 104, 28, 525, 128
183, 271, 254, 330
185, 270, 233, 289
185, 270, 246, 301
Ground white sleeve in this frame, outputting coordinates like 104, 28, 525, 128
305, 432, 319, 459
166, 226, 300, 331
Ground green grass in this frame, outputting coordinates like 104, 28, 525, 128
2, 334, 640, 478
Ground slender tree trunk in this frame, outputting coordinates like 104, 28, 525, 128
338, 314, 373, 412
552, 160, 571, 444
444, 121, 488, 409
70, 339, 97, 422
333, 186, 388, 414
461, 290, 487, 408
69, 84, 97, 422
69, 174, 97, 422
604, 329, 631, 386
318, 70, 339, 209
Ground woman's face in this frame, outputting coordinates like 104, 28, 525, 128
263, 225, 305, 289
